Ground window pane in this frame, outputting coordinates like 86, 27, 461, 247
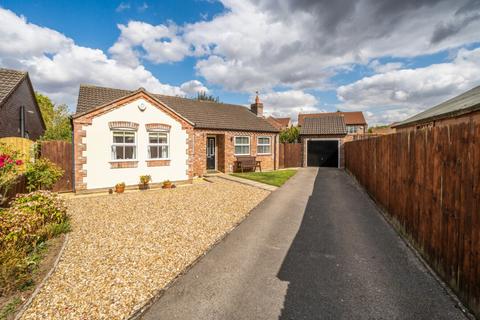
124, 146, 135, 159
159, 146, 169, 158
235, 145, 249, 155
125, 134, 135, 144
113, 134, 124, 143
149, 146, 158, 159
235, 137, 248, 145
113, 146, 124, 159
258, 137, 270, 145
258, 145, 271, 154
149, 133, 159, 144
158, 133, 168, 144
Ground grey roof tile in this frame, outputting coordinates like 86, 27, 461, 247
300, 115, 347, 135
75, 85, 279, 132
0, 68, 27, 106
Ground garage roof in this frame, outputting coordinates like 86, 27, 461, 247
392, 85, 480, 128
300, 115, 347, 135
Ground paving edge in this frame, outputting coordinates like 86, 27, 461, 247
126, 189, 272, 320
212, 174, 278, 191
345, 170, 476, 320
14, 234, 69, 320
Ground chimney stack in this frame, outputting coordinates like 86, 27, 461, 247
250, 91, 263, 117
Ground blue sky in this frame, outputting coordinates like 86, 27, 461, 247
1, 0, 480, 125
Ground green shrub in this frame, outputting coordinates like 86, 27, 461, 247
0, 191, 68, 296
25, 158, 64, 192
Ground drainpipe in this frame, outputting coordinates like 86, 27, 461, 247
19, 106, 25, 137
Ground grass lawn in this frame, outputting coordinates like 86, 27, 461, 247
231, 169, 297, 187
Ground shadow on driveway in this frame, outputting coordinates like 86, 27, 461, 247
277, 168, 465, 319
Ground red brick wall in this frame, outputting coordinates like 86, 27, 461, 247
0, 79, 45, 140
193, 129, 279, 176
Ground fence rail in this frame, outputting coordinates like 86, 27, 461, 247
279, 143, 302, 168
344, 122, 480, 317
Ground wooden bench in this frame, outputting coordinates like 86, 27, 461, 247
234, 156, 262, 173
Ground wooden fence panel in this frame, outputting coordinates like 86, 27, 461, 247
344, 122, 480, 318
40, 141, 73, 192
280, 143, 302, 168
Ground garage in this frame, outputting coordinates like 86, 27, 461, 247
307, 140, 339, 167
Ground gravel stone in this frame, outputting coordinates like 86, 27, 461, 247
21, 179, 269, 319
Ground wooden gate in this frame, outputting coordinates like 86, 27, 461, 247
40, 141, 73, 192
279, 143, 302, 168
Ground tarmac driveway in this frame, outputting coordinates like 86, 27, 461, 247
141, 168, 468, 320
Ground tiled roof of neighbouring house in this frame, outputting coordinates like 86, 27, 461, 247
0, 68, 27, 106
75, 84, 279, 132
298, 111, 366, 126
300, 115, 347, 135
392, 85, 480, 128
272, 117, 291, 127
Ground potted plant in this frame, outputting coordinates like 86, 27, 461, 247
162, 180, 175, 189
139, 175, 151, 190
115, 182, 125, 193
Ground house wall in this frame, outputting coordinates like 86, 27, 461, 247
395, 109, 480, 132
0, 78, 44, 140
74, 97, 191, 190
300, 134, 349, 168
192, 129, 279, 176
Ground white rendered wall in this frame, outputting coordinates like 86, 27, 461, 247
83, 98, 188, 189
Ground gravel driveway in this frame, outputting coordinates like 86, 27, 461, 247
21, 179, 269, 319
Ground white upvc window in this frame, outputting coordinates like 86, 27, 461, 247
234, 136, 250, 155
148, 132, 169, 159
112, 131, 136, 160
257, 136, 271, 155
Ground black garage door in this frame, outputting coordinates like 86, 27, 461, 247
307, 140, 338, 167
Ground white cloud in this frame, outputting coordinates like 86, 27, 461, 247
116, 2, 130, 12
260, 90, 320, 120
109, 21, 189, 67
0, 8, 204, 109
337, 47, 480, 125
180, 80, 209, 96
369, 60, 404, 73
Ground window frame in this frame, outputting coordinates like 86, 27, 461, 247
111, 130, 137, 161
257, 136, 271, 155
234, 136, 251, 156
147, 131, 170, 160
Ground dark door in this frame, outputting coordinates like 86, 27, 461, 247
307, 140, 338, 167
206, 137, 216, 170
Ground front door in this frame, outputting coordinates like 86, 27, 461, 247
206, 137, 216, 170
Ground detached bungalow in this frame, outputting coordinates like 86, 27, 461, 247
72, 85, 279, 191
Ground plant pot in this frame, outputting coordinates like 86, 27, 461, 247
162, 183, 173, 189
115, 185, 125, 193
139, 183, 149, 190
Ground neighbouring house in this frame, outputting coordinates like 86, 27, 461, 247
298, 111, 367, 134
392, 85, 480, 132
297, 111, 367, 168
0, 68, 45, 139
266, 116, 291, 130
368, 125, 396, 135
72, 85, 279, 191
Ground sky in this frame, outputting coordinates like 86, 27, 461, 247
1, 0, 480, 125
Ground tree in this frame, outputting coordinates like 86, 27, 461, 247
36, 93, 72, 141
279, 126, 300, 143
196, 91, 220, 103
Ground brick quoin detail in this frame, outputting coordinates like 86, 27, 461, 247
108, 121, 139, 130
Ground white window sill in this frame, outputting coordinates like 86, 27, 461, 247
110, 159, 138, 162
